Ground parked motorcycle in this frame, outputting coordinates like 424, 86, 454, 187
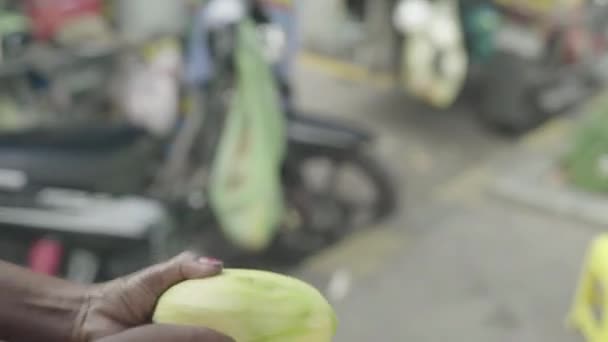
475, 0, 608, 132
392, 0, 608, 133
0, 0, 395, 282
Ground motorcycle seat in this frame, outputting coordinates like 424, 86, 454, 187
287, 113, 371, 153
0, 123, 146, 151
0, 124, 156, 193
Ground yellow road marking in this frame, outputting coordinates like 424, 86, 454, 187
298, 52, 397, 89
432, 164, 491, 204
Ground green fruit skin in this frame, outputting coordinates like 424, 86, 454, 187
153, 269, 337, 342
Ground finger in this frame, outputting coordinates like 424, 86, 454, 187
97, 324, 234, 342
127, 252, 223, 298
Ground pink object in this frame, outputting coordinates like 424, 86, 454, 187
27, 238, 64, 276
24, 0, 102, 40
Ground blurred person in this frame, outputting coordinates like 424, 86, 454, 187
0, 252, 233, 342
186, 0, 299, 111
257, 0, 299, 86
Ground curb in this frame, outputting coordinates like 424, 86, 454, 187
490, 114, 608, 227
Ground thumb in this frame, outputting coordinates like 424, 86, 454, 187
97, 324, 235, 342
128, 252, 223, 297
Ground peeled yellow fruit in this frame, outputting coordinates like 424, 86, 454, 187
153, 269, 337, 342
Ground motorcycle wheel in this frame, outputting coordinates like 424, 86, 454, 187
271, 149, 396, 260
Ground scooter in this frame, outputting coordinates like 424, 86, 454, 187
392, 0, 608, 133
0, 0, 396, 282
474, 0, 608, 132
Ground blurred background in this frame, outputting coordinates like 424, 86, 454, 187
2, 0, 608, 340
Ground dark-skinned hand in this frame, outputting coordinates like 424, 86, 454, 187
74, 252, 233, 342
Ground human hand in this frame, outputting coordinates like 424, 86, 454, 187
95, 324, 232, 342
74, 252, 233, 342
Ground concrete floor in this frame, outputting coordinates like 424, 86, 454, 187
294, 62, 594, 341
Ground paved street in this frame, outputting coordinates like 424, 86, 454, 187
304, 200, 591, 342
295, 58, 511, 218
294, 60, 594, 341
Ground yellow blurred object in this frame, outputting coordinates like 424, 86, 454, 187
568, 235, 608, 342
261, 0, 293, 8
494, 0, 583, 15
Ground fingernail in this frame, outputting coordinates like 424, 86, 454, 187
198, 257, 223, 267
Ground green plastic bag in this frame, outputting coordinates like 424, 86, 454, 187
209, 19, 286, 251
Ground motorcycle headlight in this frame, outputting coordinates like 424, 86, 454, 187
393, 0, 432, 34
